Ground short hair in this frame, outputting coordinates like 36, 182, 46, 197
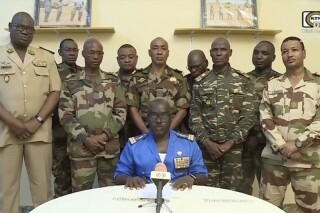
257, 40, 275, 54
148, 99, 171, 114
117, 44, 136, 55
281, 36, 305, 50
59, 38, 76, 49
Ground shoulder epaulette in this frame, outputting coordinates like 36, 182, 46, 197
233, 69, 250, 79
39, 46, 55, 55
128, 133, 147, 144
313, 72, 320, 77
194, 70, 210, 82
176, 132, 194, 141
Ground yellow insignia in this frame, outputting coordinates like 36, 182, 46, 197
6, 48, 14, 54
32, 58, 47, 67
138, 77, 145, 83
4, 75, 10, 83
129, 137, 136, 144
28, 49, 35, 55
205, 99, 211, 105
176, 132, 195, 142
169, 76, 178, 84
290, 101, 298, 109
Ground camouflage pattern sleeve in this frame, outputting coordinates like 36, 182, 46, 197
260, 83, 287, 151
229, 78, 256, 144
176, 75, 191, 109
59, 81, 88, 143
102, 81, 127, 140
126, 73, 141, 108
189, 84, 209, 142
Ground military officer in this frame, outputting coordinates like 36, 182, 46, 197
114, 99, 208, 190
189, 37, 255, 191
127, 37, 191, 134
59, 38, 126, 192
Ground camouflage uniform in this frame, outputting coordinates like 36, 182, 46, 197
52, 62, 81, 197
116, 69, 138, 149
189, 65, 255, 191
236, 69, 281, 195
259, 69, 320, 212
127, 65, 191, 127
59, 68, 126, 192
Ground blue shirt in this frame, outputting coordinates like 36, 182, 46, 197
114, 129, 208, 183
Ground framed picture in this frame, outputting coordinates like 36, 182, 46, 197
201, 0, 258, 28
34, 0, 91, 28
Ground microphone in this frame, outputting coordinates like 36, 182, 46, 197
150, 163, 171, 213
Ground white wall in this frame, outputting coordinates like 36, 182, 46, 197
1, 0, 320, 206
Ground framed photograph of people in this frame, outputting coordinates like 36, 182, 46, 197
201, 0, 258, 28
34, 0, 92, 27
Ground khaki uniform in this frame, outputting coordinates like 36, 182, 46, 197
0, 44, 61, 213
259, 69, 320, 211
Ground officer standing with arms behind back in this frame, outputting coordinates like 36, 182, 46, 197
59, 38, 127, 192
0, 12, 61, 213
190, 37, 255, 191
236, 41, 281, 195
52, 38, 81, 198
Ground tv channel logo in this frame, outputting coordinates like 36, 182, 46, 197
302, 11, 320, 28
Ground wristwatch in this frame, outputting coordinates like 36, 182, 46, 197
189, 174, 197, 182
295, 138, 303, 148
35, 115, 44, 124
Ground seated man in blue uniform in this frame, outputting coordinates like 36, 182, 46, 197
114, 99, 208, 190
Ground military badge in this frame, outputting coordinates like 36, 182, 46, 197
174, 157, 190, 169
28, 49, 35, 55
290, 100, 298, 109
205, 99, 212, 105
32, 59, 47, 67
177, 151, 182, 156
138, 77, 145, 83
0, 60, 12, 69
169, 76, 178, 84
4, 75, 10, 83
6, 48, 14, 54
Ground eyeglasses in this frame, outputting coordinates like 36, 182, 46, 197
148, 113, 171, 122
11, 23, 35, 34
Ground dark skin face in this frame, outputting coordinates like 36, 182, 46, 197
58, 40, 79, 66
117, 47, 138, 73
252, 42, 275, 72
9, 12, 35, 49
148, 38, 169, 66
82, 39, 104, 71
210, 38, 232, 69
281, 40, 306, 70
147, 101, 171, 139
187, 50, 208, 78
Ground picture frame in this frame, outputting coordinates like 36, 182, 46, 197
34, 0, 92, 28
201, 0, 258, 28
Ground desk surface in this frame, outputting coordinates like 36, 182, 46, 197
32, 185, 284, 213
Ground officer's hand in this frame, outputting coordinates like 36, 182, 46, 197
9, 119, 32, 140
219, 139, 234, 155
245, 136, 258, 152
24, 118, 42, 135
124, 177, 146, 190
289, 151, 302, 162
83, 135, 106, 154
203, 139, 222, 159
280, 141, 297, 158
171, 175, 194, 191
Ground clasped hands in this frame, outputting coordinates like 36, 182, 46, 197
124, 175, 195, 191
279, 141, 301, 161
203, 138, 234, 160
83, 133, 108, 155
11, 118, 42, 140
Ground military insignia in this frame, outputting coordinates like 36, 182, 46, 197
169, 76, 178, 84
6, 48, 14, 54
28, 49, 35, 55
174, 157, 190, 169
0, 60, 12, 69
205, 99, 212, 105
129, 133, 147, 144
268, 90, 283, 95
138, 77, 145, 83
176, 132, 195, 141
290, 100, 298, 109
4, 75, 10, 83
32, 58, 47, 67
177, 151, 182, 156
